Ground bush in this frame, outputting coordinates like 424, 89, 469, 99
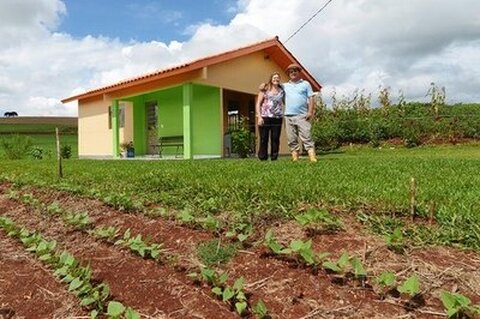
0, 135, 33, 159
61, 145, 72, 159
312, 102, 480, 147
312, 119, 341, 151
230, 118, 255, 158
30, 146, 44, 159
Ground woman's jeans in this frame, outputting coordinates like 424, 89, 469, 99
258, 117, 283, 160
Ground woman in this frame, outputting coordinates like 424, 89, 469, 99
255, 72, 284, 161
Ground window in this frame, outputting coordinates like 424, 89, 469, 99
227, 100, 240, 131
119, 103, 125, 128
108, 106, 112, 129
108, 103, 126, 129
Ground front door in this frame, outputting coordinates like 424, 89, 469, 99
145, 101, 158, 154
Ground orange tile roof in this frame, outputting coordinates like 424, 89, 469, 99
62, 36, 322, 103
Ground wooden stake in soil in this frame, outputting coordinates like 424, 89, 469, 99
56, 127, 63, 178
410, 177, 416, 222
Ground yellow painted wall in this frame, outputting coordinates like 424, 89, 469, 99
197, 51, 288, 95
78, 99, 112, 156
121, 101, 134, 144
78, 99, 133, 157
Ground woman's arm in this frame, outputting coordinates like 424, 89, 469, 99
255, 91, 265, 126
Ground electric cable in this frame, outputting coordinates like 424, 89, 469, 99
285, 0, 334, 43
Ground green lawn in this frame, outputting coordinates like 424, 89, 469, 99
1, 143, 479, 250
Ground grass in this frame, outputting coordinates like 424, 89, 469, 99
197, 239, 238, 266
0, 144, 479, 250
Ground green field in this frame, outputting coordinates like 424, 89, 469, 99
1, 143, 479, 250
0, 124, 76, 134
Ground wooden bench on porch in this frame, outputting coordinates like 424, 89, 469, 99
152, 135, 184, 158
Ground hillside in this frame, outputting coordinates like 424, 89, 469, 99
0, 116, 77, 134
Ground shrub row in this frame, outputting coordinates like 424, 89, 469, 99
312, 103, 480, 150
0, 135, 71, 159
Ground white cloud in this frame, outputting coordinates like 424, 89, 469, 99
0, 0, 479, 116
0, 0, 65, 48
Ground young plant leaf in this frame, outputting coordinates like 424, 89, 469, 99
125, 307, 141, 319
253, 299, 268, 317
107, 301, 126, 318
375, 271, 396, 287
440, 291, 472, 318
398, 275, 420, 297
218, 272, 229, 285
222, 287, 235, 302
235, 301, 247, 315
212, 287, 223, 296
233, 277, 245, 292
338, 252, 350, 269
350, 257, 367, 278
68, 277, 83, 292
322, 261, 341, 273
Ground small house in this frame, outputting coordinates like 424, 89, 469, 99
62, 36, 321, 159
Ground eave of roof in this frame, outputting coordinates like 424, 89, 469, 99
62, 36, 322, 103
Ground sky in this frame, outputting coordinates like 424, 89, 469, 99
0, 0, 479, 117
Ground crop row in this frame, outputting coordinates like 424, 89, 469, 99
3, 188, 273, 318
262, 229, 480, 319
0, 216, 140, 319
5, 186, 480, 318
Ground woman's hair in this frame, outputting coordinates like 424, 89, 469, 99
265, 72, 282, 91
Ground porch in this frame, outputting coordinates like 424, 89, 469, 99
110, 83, 257, 159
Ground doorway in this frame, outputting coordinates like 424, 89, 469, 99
222, 89, 256, 156
145, 100, 158, 155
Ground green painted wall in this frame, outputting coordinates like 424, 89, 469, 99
131, 95, 146, 155
183, 83, 192, 159
139, 86, 183, 156
156, 86, 183, 137
124, 83, 221, 157
191, 84, 221, 155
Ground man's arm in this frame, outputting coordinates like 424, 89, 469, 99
306, 82, 315, 120
306, 96, 315, 120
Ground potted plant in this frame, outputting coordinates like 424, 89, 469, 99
120, 141, 135, 158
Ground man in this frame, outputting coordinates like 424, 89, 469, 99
283, 63, 317, 162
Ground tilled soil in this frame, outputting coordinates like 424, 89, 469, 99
0, 183, 479, 319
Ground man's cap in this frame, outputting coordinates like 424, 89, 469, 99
286, 63, 302, 72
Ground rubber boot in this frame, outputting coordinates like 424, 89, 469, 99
291, 151, 299, 162
308, 149, 317, 162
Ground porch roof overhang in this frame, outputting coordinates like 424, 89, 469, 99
62, 36, 322, 103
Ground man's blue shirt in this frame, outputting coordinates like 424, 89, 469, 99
283, 79, 314, 115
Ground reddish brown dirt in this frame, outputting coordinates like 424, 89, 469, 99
1, 184, 479, 319
0, 231, 86, 318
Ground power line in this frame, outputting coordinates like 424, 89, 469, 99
285, 0, 334, 44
